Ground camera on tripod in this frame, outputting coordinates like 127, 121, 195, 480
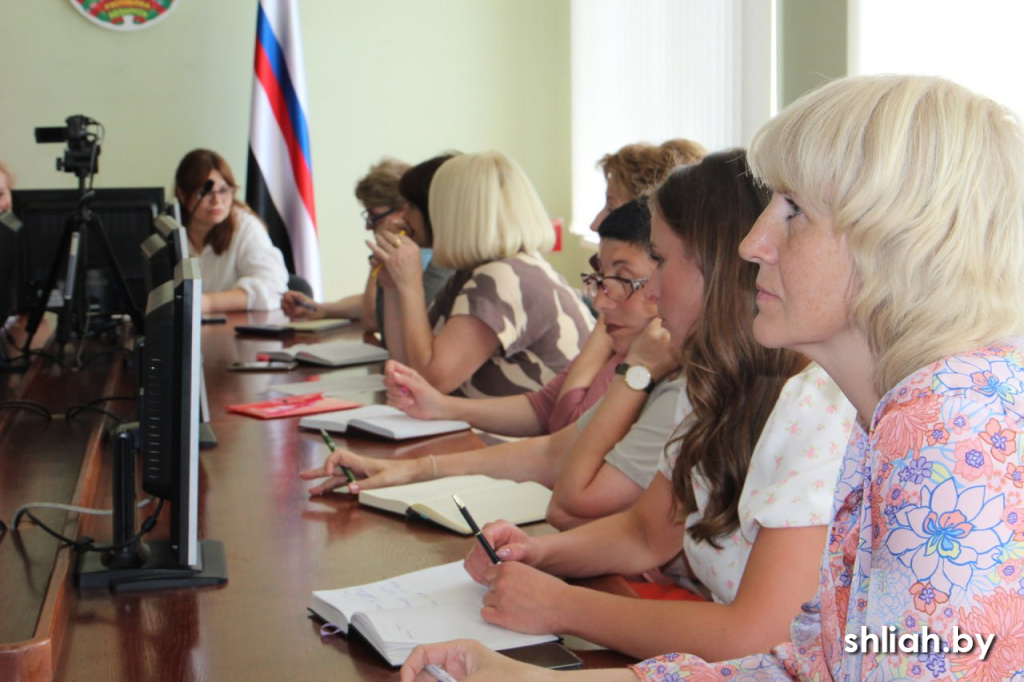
35, 115, 101, 180
22, 114, 148, 360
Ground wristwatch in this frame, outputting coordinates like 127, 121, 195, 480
615, 363, 654, 393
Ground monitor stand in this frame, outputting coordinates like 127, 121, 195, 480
75, 423, 228, 591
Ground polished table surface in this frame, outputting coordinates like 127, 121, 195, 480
0, 312, 634, 680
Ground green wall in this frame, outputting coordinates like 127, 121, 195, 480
778, 0, 848, 108
0, 0, 573, 300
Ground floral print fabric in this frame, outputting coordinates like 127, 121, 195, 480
631, 342, 1024, 681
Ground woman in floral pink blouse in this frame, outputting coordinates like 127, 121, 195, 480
399, 74, 1024, 681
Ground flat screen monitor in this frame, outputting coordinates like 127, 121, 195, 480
139, 232, 170, 297
0, 211, 23, 366
0, 211, 22, 320
140, 215, 188, 296
12, 187, 164, 320
77, 258, 226, 590
140, 215, 217, 449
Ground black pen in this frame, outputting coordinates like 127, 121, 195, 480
452, 494, 501, 564
320, 428, 356, 484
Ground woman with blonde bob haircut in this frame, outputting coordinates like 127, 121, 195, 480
399, 75, 1024, 682
429, 152, 555, 271
372, 151, 593, 398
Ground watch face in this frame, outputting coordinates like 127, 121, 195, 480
625, 364, 652, 390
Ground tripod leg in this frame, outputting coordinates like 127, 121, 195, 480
89, 214, 144, 332
23, 215, 79, 352
55, 230, 85, 347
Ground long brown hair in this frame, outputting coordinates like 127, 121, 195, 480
652, 150, 806, 547
175, 148, 252, 255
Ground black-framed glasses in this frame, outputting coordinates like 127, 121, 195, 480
199, 185, 235, 204
361, 207, 400, 230
580, 272, 648, 302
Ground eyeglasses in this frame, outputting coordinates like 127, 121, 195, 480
580, 271, 648, 302
201, 185, 235, 204
361, 207, 400, 230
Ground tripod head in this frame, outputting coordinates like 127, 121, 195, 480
35, 115, 102, 189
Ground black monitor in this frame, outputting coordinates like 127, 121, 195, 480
140, 215, 187, 302
13, 187, 164, 321
140, 214, 217, 449
76, 258, 227, 590
0, 211, 23, 367
0, 211, 21, 314
139, 232, 170, 296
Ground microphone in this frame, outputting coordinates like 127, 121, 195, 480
189, 179, 215, 217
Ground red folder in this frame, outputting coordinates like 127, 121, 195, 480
225, 393, 362, 420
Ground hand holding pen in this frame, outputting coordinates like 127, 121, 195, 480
453, 495, 501, 564
461, 520, 535, 585
281, 290, 320, 319
367, 230, 423, 290
370, 229, 406, 277
320, 429, 357, 485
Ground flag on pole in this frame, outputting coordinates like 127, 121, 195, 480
246, 0, 322, 299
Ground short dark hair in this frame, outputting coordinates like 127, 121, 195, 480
597, 198, 650, 247
398, 153, 458, 243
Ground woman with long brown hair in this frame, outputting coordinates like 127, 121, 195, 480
175, 148, 289, 313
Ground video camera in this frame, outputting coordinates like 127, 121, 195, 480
35, 115, 101, 181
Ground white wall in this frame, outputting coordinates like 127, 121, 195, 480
0, 0, 572, 301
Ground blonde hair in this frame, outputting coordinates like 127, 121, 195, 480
354, 157, 409, 209
0, 157, 16, 188
599, 138, 706, 199
749, 74, 1024, 394
428, 151, 554, 271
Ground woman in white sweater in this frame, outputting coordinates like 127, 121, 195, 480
174, 148, 288, 312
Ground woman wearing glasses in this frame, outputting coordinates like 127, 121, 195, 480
281, 156, 454, 336
174, 148, 289, 313
302, 198, 680, 528
380, 200, 664, 441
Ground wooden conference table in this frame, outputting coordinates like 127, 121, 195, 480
0, 312, 634, 681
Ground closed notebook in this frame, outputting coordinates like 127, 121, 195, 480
299, 405, 471, 440
309, 560, 557, 666
358, 475, 553, 534
261, 340, 389, 367
236, 319, 350, 336
225, 393, 361, 419
286, 319, 351, 333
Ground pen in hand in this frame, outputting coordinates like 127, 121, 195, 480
282, 291, 317, 312
320, 428, 357, 485
370, 230, 406, 277
425, 663, 458, 682
453, 494, 501, 564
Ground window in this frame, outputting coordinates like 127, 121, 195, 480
570, 0, 775, 237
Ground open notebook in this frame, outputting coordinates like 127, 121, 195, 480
261, 340, 389, 367
309, 561, 558, 666
358, 475, 553, 534
299, 405, 470, 440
